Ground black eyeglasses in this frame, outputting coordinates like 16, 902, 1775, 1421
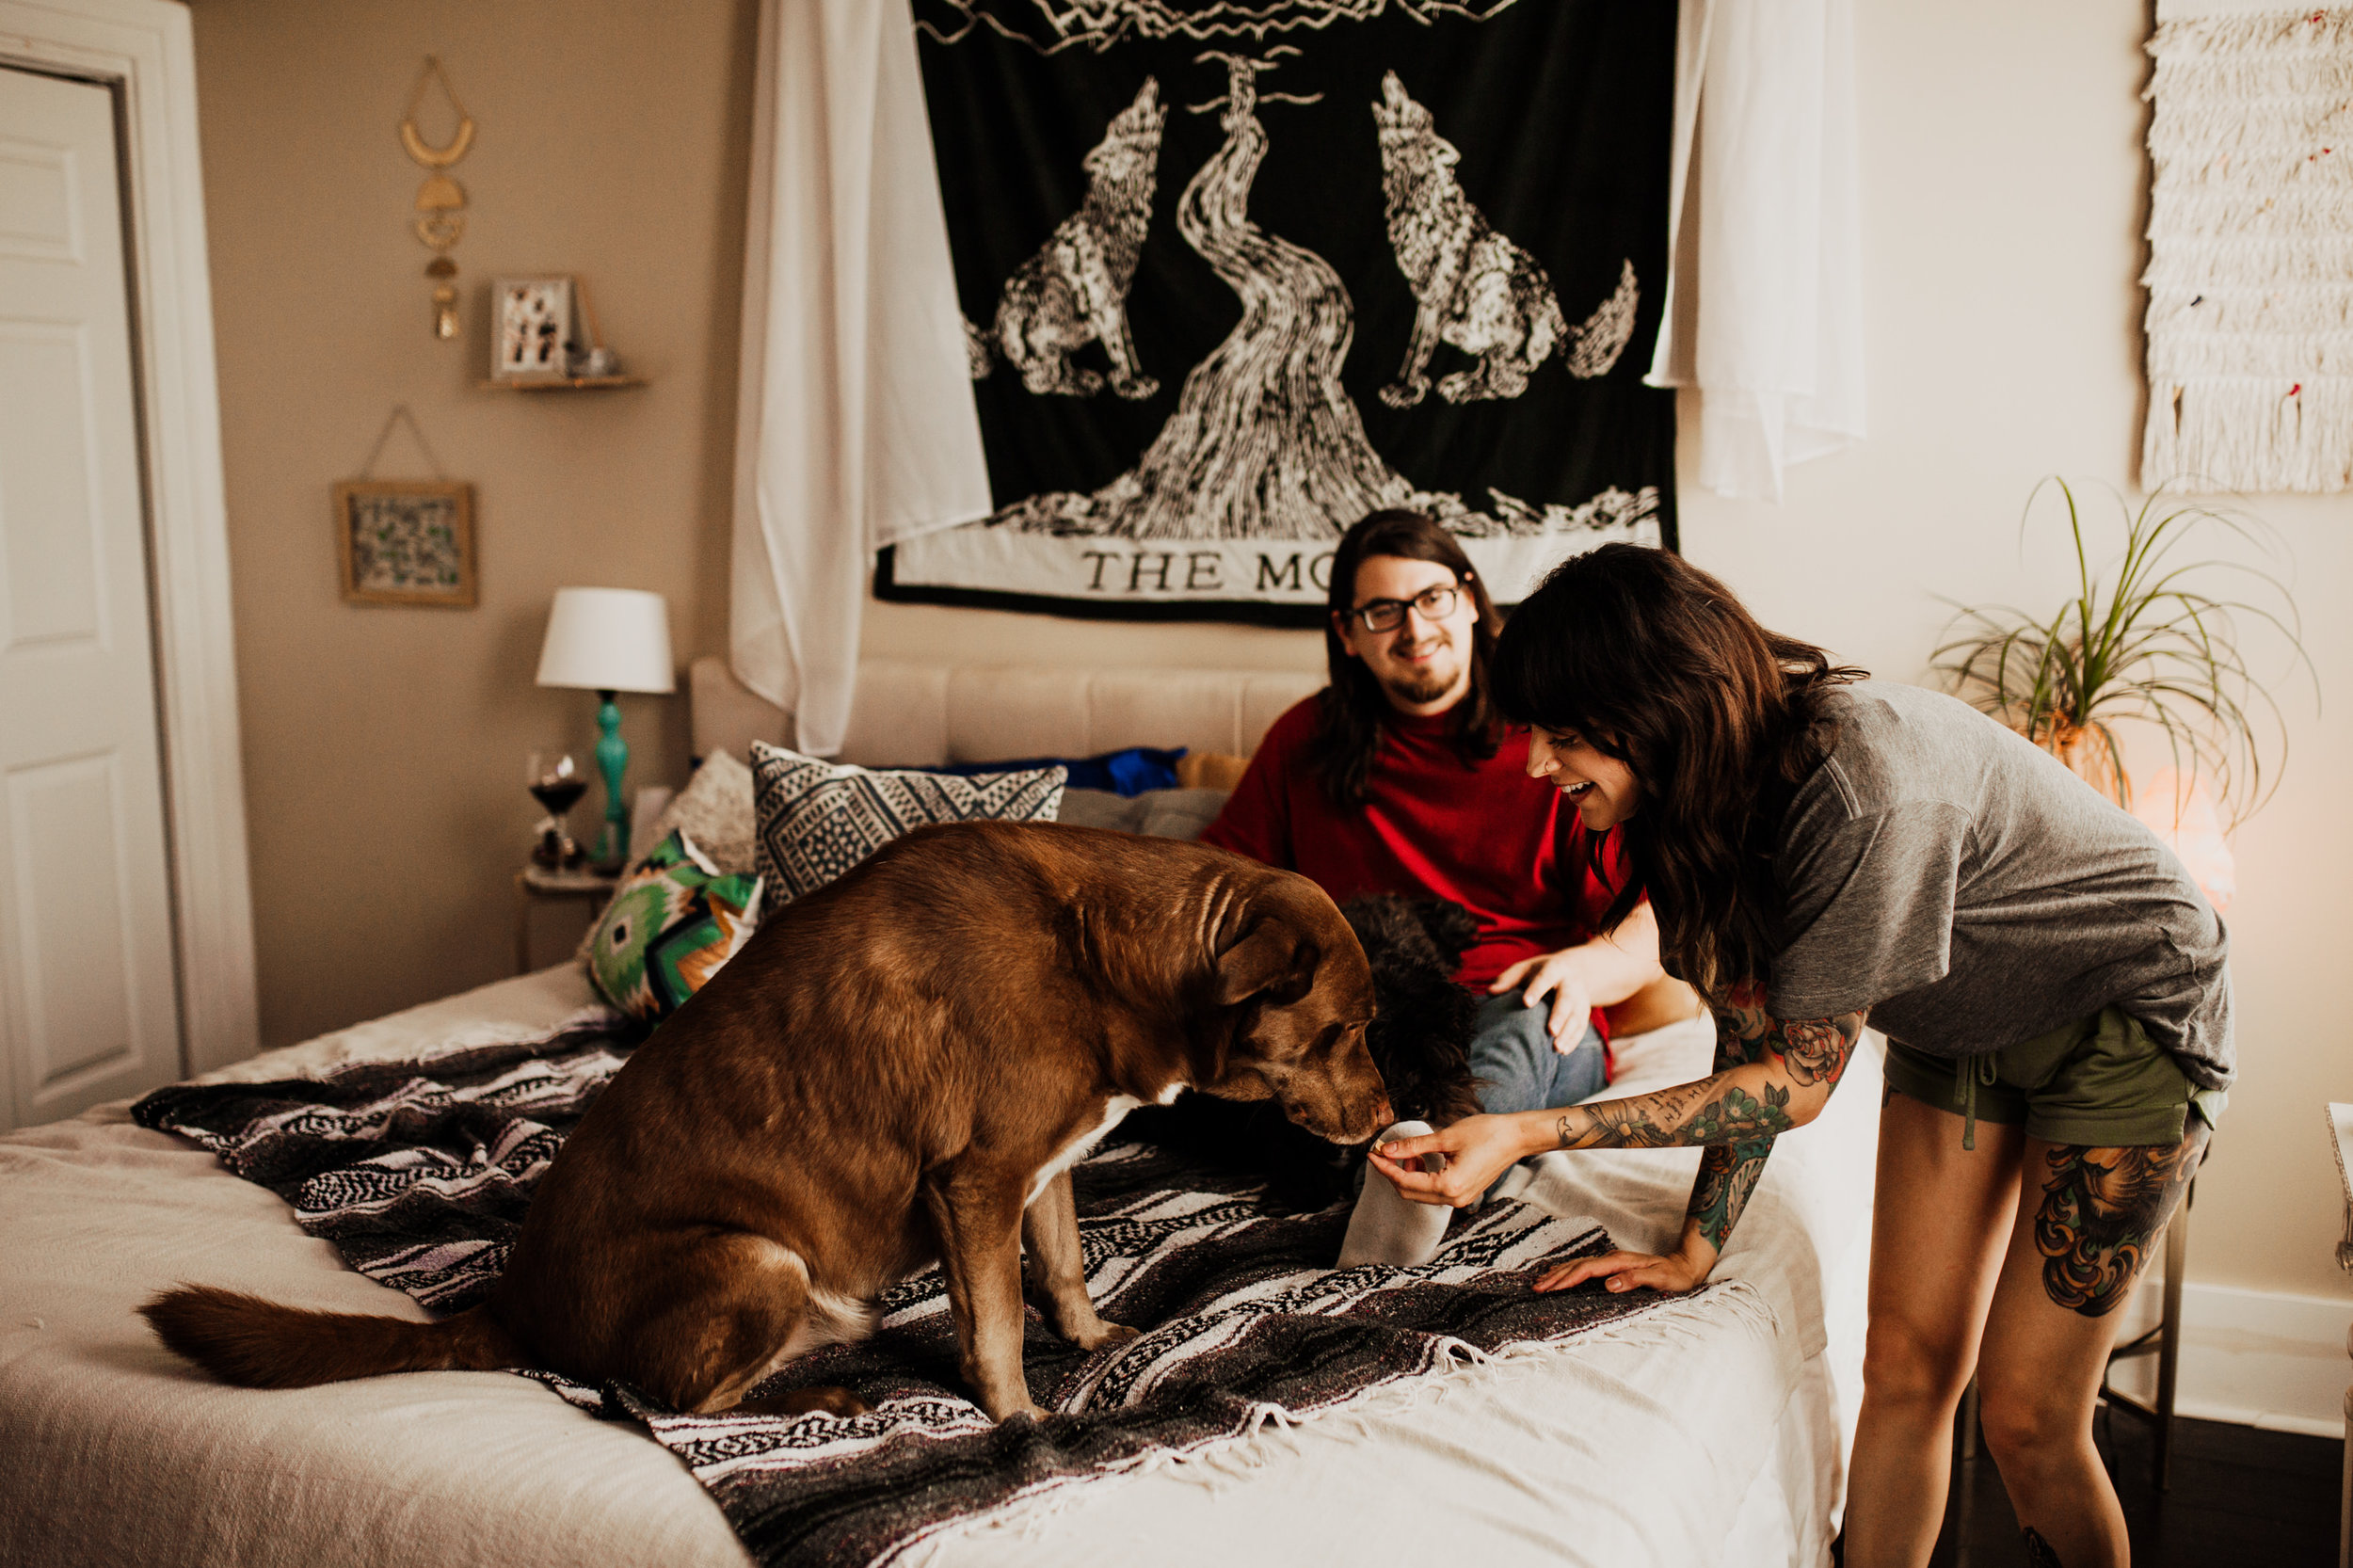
1349, 583, 1462, 632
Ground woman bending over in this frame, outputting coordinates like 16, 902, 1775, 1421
1369, 545, 2223, 1568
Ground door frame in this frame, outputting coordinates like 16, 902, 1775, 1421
1, 0, 258, 1076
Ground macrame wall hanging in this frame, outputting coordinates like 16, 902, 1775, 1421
2142, 8, 2353, 493
401, 56, 475, 341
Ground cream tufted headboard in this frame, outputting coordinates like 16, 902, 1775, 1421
689, 656, 1322, 768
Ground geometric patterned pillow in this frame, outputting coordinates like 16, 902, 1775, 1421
748, 741, 1064, 918
584, 829, 763, 1023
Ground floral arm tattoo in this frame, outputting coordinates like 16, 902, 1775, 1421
1689, 1141, 1775, 1258
1684, 1004, 1774, 1252
1552, 981, 1866, 1258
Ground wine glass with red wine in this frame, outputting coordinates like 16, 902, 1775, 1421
527, 751, 589, 870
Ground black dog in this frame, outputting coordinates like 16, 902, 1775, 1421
1124, 894, 1484, 1208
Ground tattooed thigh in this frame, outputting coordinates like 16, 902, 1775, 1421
2031, 1122, 2209, 1317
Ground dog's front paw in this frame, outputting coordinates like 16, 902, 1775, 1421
985, 1396, 1048, 1423
1073, 1320, 1143, 1352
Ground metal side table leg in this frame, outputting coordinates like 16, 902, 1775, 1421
2341, 1332, 2352, 1568
1954, 1375, 1980, 1566
2153, 1188, 2188, 1491
2097, 1175, 2194, 1491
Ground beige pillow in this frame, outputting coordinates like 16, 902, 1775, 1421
643, 749, 758, 876
1176, 752, 1252, 792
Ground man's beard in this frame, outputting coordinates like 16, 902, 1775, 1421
1380, 651, 1463, 707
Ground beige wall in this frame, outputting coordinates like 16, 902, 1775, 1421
193, 0, 757, 1046
1673, 3, 2350, 1304
196, 2, 2348, 1299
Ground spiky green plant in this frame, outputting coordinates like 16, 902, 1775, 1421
1931, 477, 2312, 827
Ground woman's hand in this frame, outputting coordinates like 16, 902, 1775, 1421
1534, 1243, 1714, 1296
1489, 950, 1595, 1051
1365, 1113, 1545, 1208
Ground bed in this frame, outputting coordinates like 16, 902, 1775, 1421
0, 659, 1881, 1568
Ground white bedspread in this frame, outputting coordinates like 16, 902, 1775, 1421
0, 969, 1878, 1568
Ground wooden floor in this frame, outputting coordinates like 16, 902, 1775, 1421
1924, 1406, 2342, 1567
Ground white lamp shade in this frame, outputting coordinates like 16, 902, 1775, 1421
535, 587, 677, 695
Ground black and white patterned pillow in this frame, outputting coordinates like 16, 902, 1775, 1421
748, 742, 1065, 915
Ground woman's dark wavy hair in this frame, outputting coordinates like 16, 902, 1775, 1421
1309, 510, 1503, 808
1491, 544, 1864, 997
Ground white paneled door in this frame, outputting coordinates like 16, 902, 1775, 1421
0, 64, 183, 1129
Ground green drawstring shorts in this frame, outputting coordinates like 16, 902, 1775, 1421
1881, 1005, 2227, 1151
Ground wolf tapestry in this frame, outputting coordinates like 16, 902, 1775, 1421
884, 0, 1676, 623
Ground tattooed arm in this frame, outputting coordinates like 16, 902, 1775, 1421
1366, 983, 1865, 1289
1679, 996, 1795, 1268
1539, 987, 1865, 1293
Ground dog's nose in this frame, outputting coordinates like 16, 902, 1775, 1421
1372, 1096, 1393, 1127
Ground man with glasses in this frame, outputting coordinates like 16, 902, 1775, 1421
1203, 510, 1669, 1261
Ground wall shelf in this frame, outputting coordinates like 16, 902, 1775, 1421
478, 375, 647, 392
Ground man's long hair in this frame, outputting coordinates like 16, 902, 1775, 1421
1491, 544, 1863, 997
1309, 510, 1504, 808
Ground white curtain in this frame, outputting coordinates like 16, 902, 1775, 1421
731, 0, 990, 758
1647, 0, 1865, 503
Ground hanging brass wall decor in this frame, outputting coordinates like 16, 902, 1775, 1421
401, 56, 475, 340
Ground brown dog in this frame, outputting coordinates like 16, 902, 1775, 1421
143, 822, 1391, 1422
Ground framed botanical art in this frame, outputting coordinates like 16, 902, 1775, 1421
333, 480, 477, 606
491, 275, 577, 382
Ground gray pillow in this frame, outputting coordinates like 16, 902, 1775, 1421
1055, 786, 1229, 841
1053, 788, 1147, 833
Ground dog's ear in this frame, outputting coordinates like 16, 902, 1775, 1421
1215, 920, 1319, 1006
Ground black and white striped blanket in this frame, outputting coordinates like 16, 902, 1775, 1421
133, 1018, 1678, 1568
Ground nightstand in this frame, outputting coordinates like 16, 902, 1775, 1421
513, 865, 617, 974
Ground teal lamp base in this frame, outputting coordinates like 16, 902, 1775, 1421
593, 689, 631, 869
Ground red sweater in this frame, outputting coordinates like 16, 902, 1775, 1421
1202, 696, 1626, 1020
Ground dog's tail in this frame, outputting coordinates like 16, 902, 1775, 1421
140, 1284, 525, 1389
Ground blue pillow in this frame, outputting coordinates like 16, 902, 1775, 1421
932, 745, 1185, 798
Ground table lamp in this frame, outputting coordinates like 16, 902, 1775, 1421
2131, 766, 2234, 914
535, 586, 675, 868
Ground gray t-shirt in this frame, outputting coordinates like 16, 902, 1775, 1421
1767, 682, 2232, 1091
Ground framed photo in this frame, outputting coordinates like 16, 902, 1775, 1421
491, 275, 576, 382
333, 480, 477, 606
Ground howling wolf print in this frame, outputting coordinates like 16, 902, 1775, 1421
976, 78, 1167, 399
1372, 72, 1636, 406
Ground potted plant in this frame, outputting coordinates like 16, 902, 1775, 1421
1932, 477, 2312, 825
